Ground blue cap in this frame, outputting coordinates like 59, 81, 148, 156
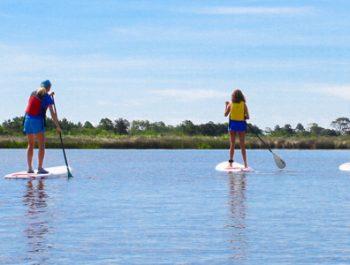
41, 80, 51, 89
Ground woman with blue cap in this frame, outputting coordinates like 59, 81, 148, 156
24, 80, 62, 173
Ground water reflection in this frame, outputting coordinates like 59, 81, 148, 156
227, 173, 247, 261
23, 180, 50, 264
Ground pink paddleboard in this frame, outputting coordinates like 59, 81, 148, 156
215, 161, 252, 172
339, 162, 350, 172
4, 166, 73, 179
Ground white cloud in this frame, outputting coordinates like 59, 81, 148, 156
312, 85, 350, 101
150, 89, 227, 102
97, 100, 112, 106
110, 24, 350, 47
193, 6, 312, 15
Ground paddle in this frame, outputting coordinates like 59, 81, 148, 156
247, 124, 286, 169
51, 95, 73, 178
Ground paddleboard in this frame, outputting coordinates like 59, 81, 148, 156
339, 162, 350, 172
4, 166, 73, 179
215, 161, 252, 172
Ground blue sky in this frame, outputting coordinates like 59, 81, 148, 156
0, 0, 349, 129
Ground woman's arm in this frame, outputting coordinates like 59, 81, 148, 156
48, 105, 62, 133
244, 104, 250, 120
224, 102, 231, 117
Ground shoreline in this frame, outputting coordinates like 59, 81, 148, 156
1, 135, 350, 149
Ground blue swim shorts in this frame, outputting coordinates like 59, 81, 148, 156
228, 120, 247, 132
23, 116, 45, 134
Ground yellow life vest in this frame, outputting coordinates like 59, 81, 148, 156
230, 102, 245, 121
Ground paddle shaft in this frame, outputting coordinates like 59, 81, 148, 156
247, 124, 273, 152
58, 132, 70, 167
254, 132, 273, 153
247, 123, 286, 169
51, 95, 72, 178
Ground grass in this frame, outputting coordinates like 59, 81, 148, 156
1, 134, 350, 149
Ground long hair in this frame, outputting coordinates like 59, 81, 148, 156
36, 87, 48, 96
231, 89, 246, 103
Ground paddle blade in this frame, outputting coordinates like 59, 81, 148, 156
65, 166, 73, 179
272, 152, 286, 169
67, 170, 73, 178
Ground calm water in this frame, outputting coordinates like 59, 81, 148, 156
1, 149, 350, 265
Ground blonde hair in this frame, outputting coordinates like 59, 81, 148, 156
36, 87, 48, 96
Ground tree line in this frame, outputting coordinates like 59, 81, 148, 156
0, 116, 349, 137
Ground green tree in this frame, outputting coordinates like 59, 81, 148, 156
2, 116, 24, 134
130, 120, 150, 134
98, 118, 114, 132
282, 124, 294, 135
295, 123, 305, 133
265, 127, 273, 135
247, 123, 262, 134
60, 118, 79, 131
198, 121, 217, 136
114, 118, 129, 135
331, 117, 350, 135
270, 125, 283, 136
83, 121, 94, 129
308, 123, 324, 135
180, 120, 197, 136
151, 121, 167, 134
320, 128, 338, 136
274, 125, 281, 133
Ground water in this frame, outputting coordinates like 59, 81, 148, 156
1, 149, 350, 265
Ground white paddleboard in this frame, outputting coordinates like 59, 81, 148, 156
339, 162, 350, 172
4, 166, 73, 179
215, 161, 252, 172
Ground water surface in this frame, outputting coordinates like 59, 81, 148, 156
1, 149, 350, 264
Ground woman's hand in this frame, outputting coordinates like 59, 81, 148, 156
49, 91, 55, 97
224, 102, 230, 117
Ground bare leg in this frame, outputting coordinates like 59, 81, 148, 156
238, 132, 248, 168
37, 132, 46, 170
27, 134, 35, 172
229, 131, 236, 166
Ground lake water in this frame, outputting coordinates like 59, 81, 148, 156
1, 149, 350, 265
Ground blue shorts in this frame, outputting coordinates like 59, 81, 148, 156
228, 120, 246, 132
24, 116, 45, 134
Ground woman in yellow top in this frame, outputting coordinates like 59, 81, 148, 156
224, 89, 250, 168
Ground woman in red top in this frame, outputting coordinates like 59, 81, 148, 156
24, 80, 61, 174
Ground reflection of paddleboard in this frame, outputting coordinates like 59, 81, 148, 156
339, 163, 350, 172
215, 161, 252, 172
4, 166, 73, 179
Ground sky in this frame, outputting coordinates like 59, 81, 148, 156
0, 0, 349, 130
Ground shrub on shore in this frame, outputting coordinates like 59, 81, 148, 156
1, 116, 349, 149
1, 135, 349, 149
